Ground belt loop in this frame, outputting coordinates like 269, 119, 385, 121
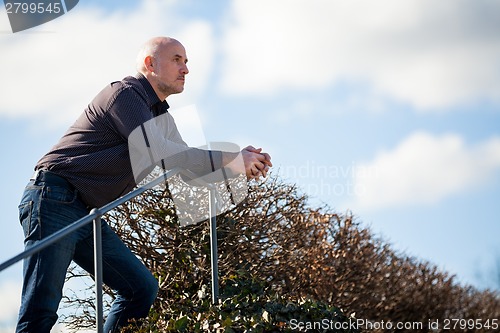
30, 169, 42, 181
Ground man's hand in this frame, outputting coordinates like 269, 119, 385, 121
242, 145, 272, 180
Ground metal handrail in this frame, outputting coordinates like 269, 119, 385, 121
0, 167, 220, 332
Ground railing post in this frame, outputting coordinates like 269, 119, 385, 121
91, 208, 104, 333
208, 187, 219, 304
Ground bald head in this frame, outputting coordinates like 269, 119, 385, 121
136, 36, 189, 100
136, 37, 183, 74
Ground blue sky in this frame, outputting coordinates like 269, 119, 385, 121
1, 0, 500, 331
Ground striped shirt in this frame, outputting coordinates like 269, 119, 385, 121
36, 73, 223, 208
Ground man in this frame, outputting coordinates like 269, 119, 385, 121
16, 36, 272, 333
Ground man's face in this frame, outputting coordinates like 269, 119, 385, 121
153, 41, 189, 99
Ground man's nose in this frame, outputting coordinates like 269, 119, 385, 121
181, 63, 189, 75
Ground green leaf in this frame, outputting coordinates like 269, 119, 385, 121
174, 316, 188, 331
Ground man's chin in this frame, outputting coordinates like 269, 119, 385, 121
167, 88, 184, 96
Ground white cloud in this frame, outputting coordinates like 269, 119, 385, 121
0, 0, 215, 127
4, 0, 498, 125
349, 132, 500, 210
219, 0, 500, 110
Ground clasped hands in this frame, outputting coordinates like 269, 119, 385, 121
241, 145, 272, 180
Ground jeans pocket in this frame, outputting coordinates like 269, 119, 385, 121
19, 200, 39, 240
41, 185, 78, 204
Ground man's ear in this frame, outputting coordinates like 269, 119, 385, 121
144, 55, 155, 73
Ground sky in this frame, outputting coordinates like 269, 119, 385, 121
1, 0, 500, 331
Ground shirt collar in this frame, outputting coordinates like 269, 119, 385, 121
134, 73, 170, 116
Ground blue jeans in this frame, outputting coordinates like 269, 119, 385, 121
16, 171, 158, 333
